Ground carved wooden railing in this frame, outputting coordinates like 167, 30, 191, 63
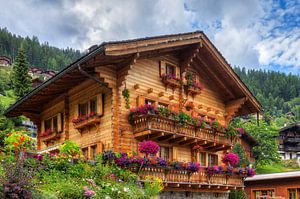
132, 114, 233, 146
136, 167, 244, 189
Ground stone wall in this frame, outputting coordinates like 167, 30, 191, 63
160, 191, 229, 199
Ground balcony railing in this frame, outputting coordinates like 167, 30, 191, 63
284, 137, 300, 143
132, 114, 233, 151
136, 167, 244, 190
284, 146, 300, 152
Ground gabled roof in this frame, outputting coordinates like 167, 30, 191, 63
245, 171, 300, 181
5, 31, 261, 118
280, 122, 300, 132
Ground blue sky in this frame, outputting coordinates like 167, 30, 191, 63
0, 0, 299, 75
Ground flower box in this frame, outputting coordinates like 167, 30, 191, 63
184, 85, 202, 96
41, 130, 61, 143
161, 74, 181, 89
73, 115, 101, 131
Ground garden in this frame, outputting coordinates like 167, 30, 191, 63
0, 130, 256, 199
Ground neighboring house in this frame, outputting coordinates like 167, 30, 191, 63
245, 171, 300, 199
29, 66, 57, 88
5, 31, 261, 198
278, 122, 300, 163
0, 55, 11, 66
19, 120, 37, 138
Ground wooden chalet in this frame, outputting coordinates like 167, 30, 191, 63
5, 31, 261, 196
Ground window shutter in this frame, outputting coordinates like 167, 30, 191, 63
41, 120, 45, 134
97, 94, 103, 115
57, 113, 62, 132
159, 60, 166, 76
97, 142, 103, 153
175, 66, 180, 78
136, 95, 145, 106
172, 147, 178, 161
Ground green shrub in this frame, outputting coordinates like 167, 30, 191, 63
59, 141, 82, 158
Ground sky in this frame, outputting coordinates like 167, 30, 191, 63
0, 0, 299, 75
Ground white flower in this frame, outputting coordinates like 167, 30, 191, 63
124, 187, 129, 192
105, 196, 111, 199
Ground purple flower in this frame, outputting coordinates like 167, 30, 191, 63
246, 167, 256, 177
83, 186, 95, 198
187, 162, 200, 173
128, 156, 144, 166
237, 128, 245, 135
33, 154, 43, 161
157, 157, 167, 167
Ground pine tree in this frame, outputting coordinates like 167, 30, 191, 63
11, 47, 32, 99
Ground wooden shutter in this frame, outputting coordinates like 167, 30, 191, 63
175, 66, 180, 78
41, 120, 45, 134
172, 147, 178, 161
97, 94, 103, 115
57, 113, 63, 132
159, 60, 166, 76
136, 95, 145, 106
96, 142, 103, 154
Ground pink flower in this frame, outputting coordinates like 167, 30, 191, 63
222, 153, 239, 166
138, 140, 160, 156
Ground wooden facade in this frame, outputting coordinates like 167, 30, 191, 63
5, 31, 261, 193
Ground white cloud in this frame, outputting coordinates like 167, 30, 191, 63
0, 0, 299, 74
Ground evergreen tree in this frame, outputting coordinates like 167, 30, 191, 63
11, 47, 32, 98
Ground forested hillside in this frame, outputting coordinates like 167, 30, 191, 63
0, 27, 81, 71
234, 67, 300, 121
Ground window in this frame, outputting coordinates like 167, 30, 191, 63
82, 148, 88, 159
91, 145, 97, 160
90, 98, 97, 113
159, 146, 169, 161
199, 152, 206, 166
78, 103, 88, 116
208, 154, 218, 166
287, 188, 300, 199
53, 115, 58, 130
42, 113, 63, 133
253, 190, 274, 199
44, 118, 52, 130
145, 99, 155, 105
158, 103, 168, 108
166, 64, 175, 76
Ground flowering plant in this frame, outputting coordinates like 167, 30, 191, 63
206, 166, 222, 175
222, 153, 239, 166
40, 128, 56, 137
226, 124, 237, 139
128, 156, 144, 167
225, 166, 234, 175
83, 186, 95, 198
4, 131, 35, 152
156, 157, 167, 167
210, 120, 219, 131
72, 112, 97, 124
185, 72, 204, 90
246, 167, 256, 177
170, 161, 185, 170
187, 162, 200, 173
192, 145, 204, 151
161, 74, 181, 83
138, 140, 160, 156
237, 128, 245, 135
102, 150, 117, 164
115, 153, 129, 167
192, 116, 206, 129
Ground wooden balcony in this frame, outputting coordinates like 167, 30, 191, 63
132, 114, 233, 151
137, 167, 244, 191
284, 137, 300, 143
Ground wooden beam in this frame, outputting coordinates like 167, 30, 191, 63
181, 43, 201, 71
149, 132, 165, 140
196, 53, 235, 99
225, 97, 247, 124
157, 134, 175, 142
169, 136, 187, 144
179, 138, 197, 146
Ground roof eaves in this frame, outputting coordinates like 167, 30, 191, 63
5, 45, 105, 117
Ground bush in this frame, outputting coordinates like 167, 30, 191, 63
59, 141, 81, 158
282, 159, 299, 169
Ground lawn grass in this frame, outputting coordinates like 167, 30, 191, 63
256, 164, 300, 174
